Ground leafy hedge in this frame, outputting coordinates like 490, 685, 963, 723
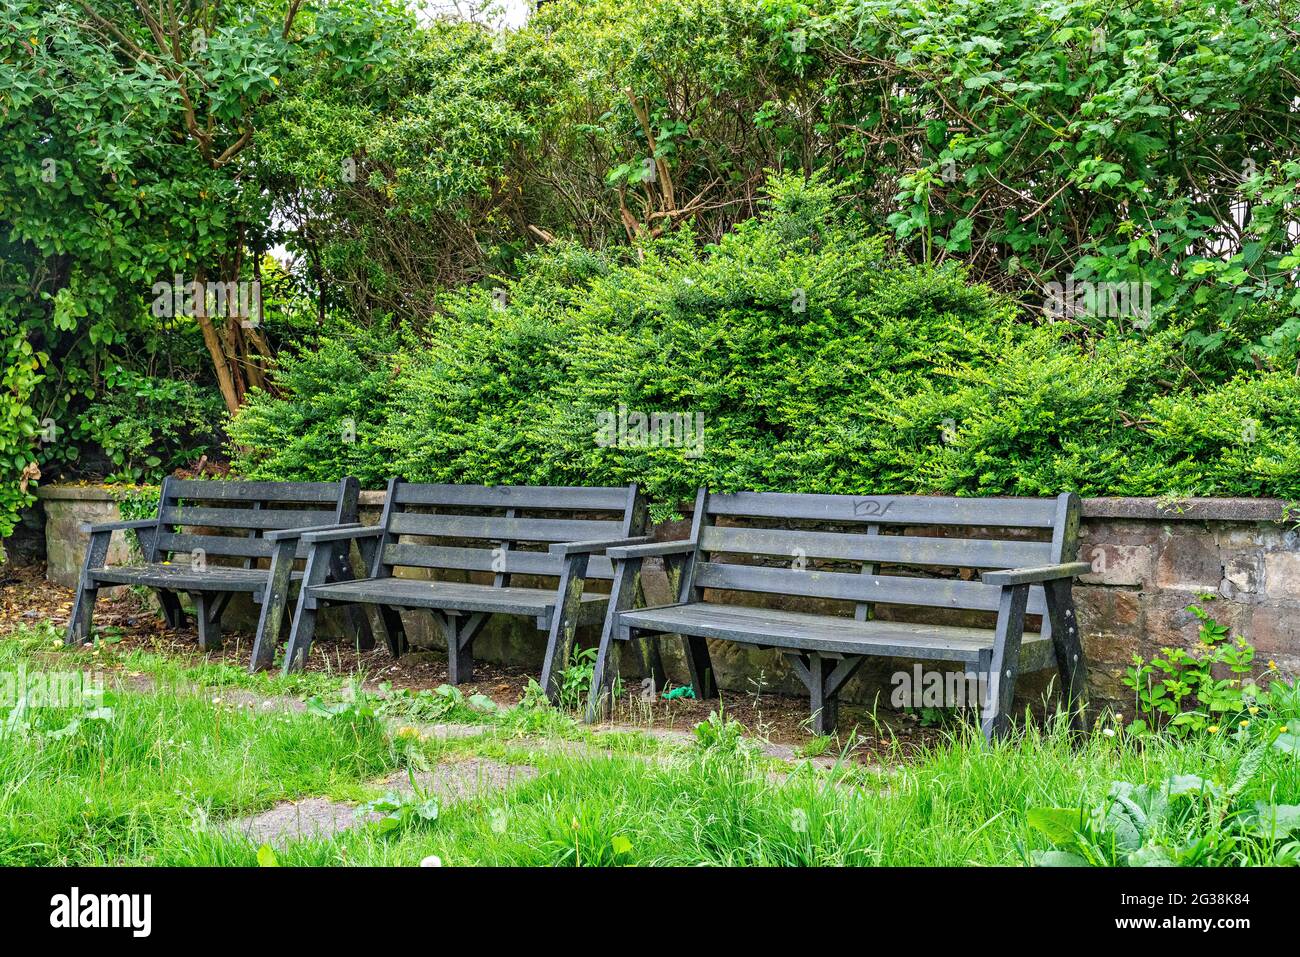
228, 175, 1300, 514
9, 0, 1300, 553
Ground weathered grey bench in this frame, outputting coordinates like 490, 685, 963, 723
586, 489, 1090, 739
282, 480, 648, 701
67, 478, 369, 670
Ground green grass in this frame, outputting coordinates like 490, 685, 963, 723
0, 678, 402, 865
3, 620, 1299, 867
132, 718, 1300, 867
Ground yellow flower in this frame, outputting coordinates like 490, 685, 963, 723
1239, 720, 1250, 729
1207, 725, 1220, 734
1248, 706, 1260, 715
1269, 660, 1277, 670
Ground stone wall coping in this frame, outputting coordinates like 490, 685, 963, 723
35, 485, 132, 502
1080, 497, 1291, 522
36, 485, 1294, 524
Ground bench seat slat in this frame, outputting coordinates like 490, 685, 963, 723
90, 563, 303, 592
693, 561, 1047, 615
308, 577, 608, 621
392, 483, 630, 511
618, 602, 1053, 666
386, 513, 623, 543
381, 543, 614, 579
159, 507, 340, 530
706, 492, 1060, 528
700, 525, 1053, 569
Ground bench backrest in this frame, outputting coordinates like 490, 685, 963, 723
682, 489, 1081, 633
147, 478, 360, 565
372, 480, 646, 582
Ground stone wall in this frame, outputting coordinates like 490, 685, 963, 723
37, 486, 137, 587
31, 486, 1299, 713
1072, 498, 1299, 711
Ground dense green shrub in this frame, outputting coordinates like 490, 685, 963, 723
8, 0, 1300, 556
80, 369, 224, 484
224, 324, 403, 488
230, 175, 1300, 509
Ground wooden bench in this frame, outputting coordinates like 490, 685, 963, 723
586, 489, 1091, 739
282, 480, 648, 701
67, 478, 370, 670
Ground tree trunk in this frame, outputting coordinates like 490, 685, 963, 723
193, 268, 242, 416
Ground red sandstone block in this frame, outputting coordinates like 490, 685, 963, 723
1219, 551, 1263, 600
1077, 542, 1155, 587
1155, 531, 1223, 591
1264, 552, 1300, 602
1243, 606, 1300, 659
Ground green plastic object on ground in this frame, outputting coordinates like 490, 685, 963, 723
662, 685, 696, 701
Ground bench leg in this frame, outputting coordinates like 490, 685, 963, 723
282, 600, 318, 674
981, 583, 1030, 742
330, 541, 376, 651
282, 541, 336, 674
810, 655, 837, 735
67, 582, 99, 646
250, 539, 296, 672
445, 620, 472, 684
636, 636, 668, 695
344, 606, 375, 651
540, 554, 590, 703
587, 640, 620, 723
682, 636, 716, 699
192, 592, 223, 651
1045, 580, 1089, 732
586, 558, 642, 723
67, 529, 112, 645
157, 589, 187, 629
376, 606, 406, 658
444, 612, 487, 685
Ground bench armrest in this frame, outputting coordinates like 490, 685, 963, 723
606, 539, 696, 560
295, 524, 385, 545
79, 518, 158, 534
981, 562, 1092, 587
549, 535, 654, 557
265, 522, 372, 543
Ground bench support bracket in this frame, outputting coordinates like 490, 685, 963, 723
157, 589, 187, 629
441, 611, 488, 684
191, 591, 225, 651
786, 652, 863, 735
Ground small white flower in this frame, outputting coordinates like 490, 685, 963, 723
1102, 727, 1116, 737
420, 855, 442, 867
